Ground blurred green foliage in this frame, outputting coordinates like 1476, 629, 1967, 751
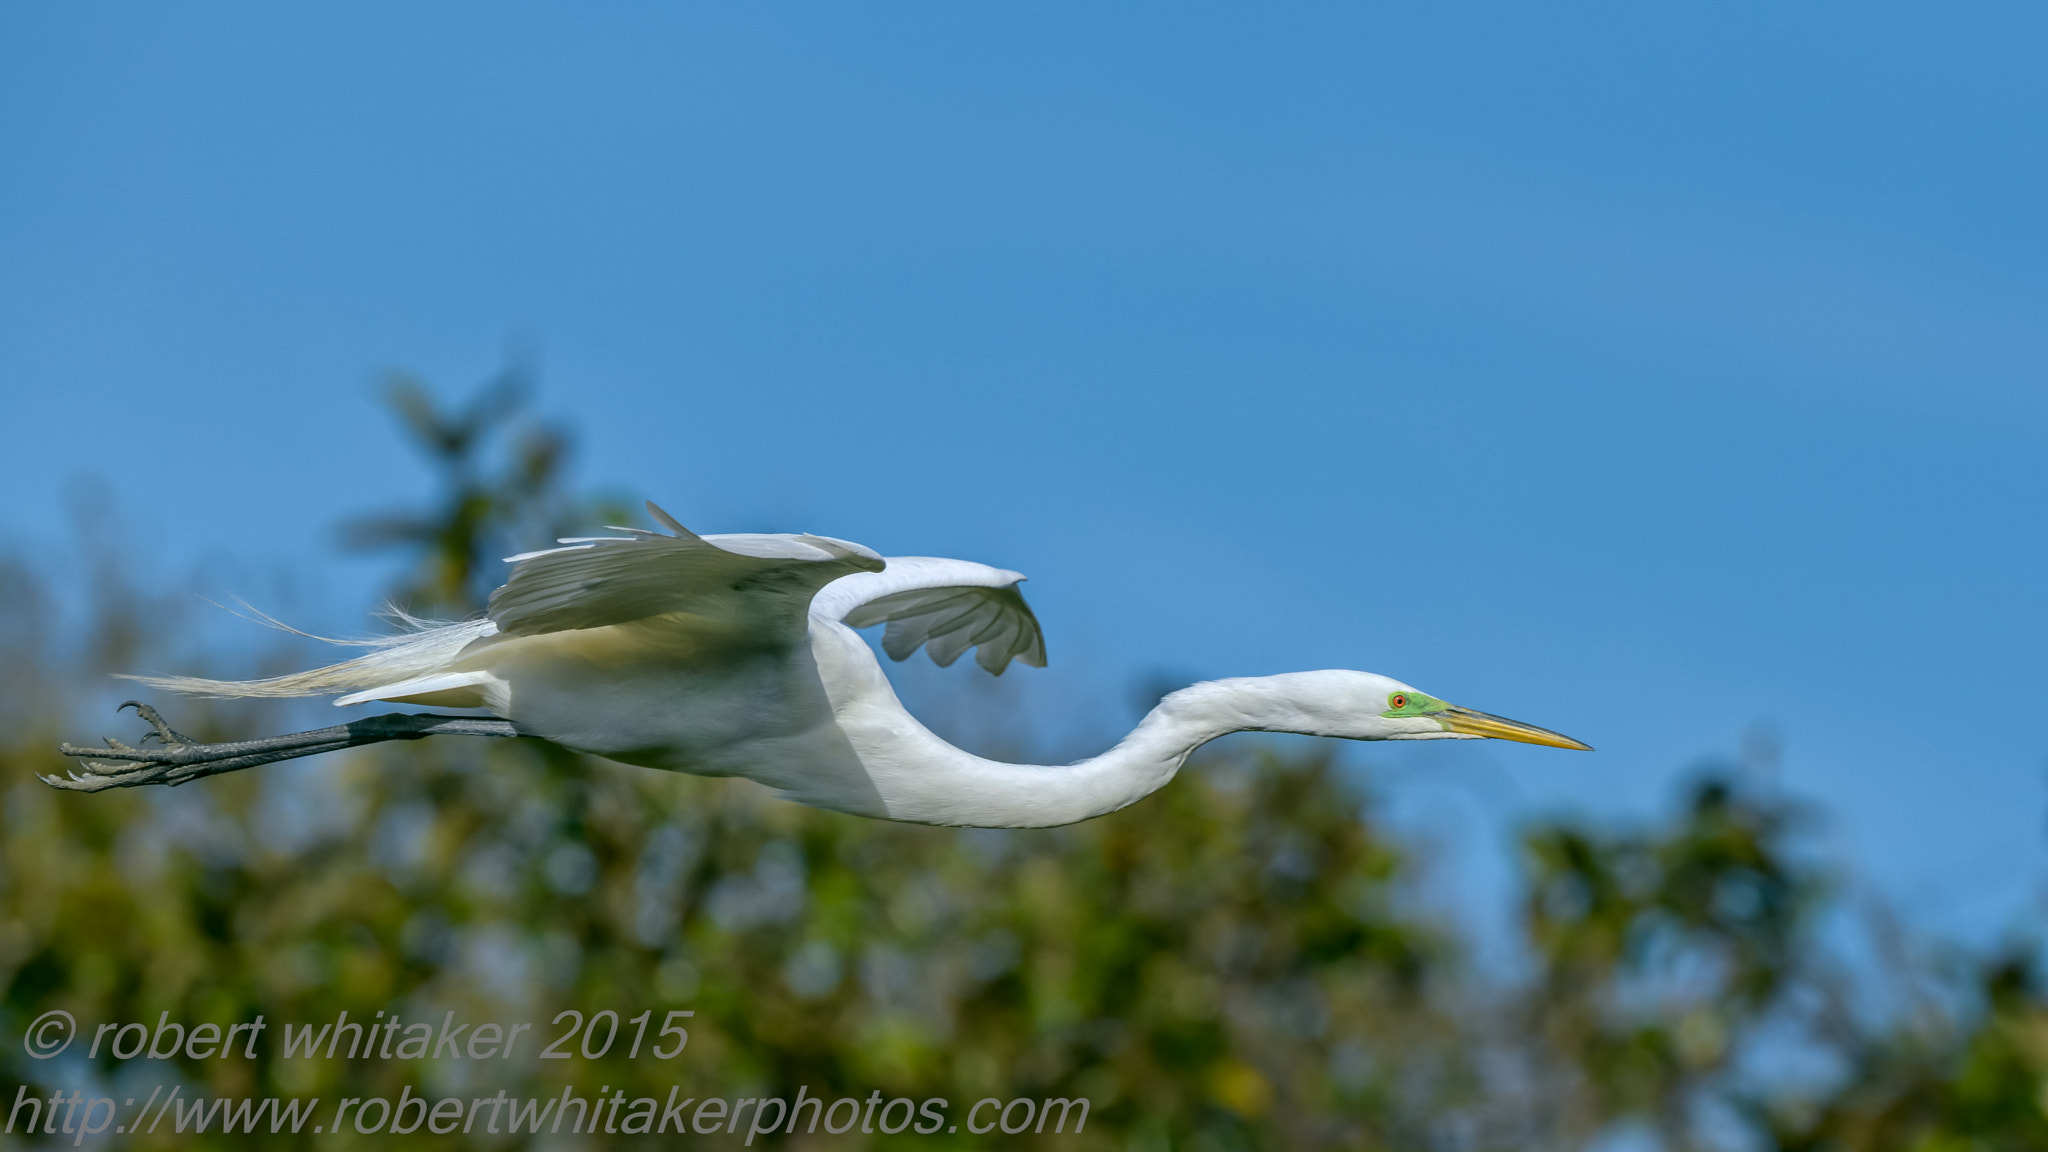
3, 381, 2047, 1149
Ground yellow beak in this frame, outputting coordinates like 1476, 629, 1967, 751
1437, 705, 1592, 750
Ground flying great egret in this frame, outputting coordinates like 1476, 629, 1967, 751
49, 503, 1588, 826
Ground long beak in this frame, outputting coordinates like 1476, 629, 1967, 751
1438, 705, 1592, 750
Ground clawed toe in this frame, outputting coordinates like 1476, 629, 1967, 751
41, 757, 174, 792
58, 741, 168, 765
121, 700, 196, 748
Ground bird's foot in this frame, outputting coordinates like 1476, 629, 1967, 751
50, 702, 219, 791
46, 701, 327, 787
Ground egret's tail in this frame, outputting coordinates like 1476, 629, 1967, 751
119, 614, 497, 700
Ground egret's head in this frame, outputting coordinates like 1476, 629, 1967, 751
1190, 670, 1591, 750
1153, 670, 1591, 750
1366, 677, 1591, 749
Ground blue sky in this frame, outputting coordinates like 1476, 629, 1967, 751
5, 4, 2047, 945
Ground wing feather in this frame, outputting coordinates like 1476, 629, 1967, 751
819, 557, 1047, 675
488, 501, 884, 638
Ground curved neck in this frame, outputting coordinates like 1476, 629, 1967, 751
807, 623, 1288, 827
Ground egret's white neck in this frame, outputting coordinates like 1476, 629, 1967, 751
805, 622, 1370, 827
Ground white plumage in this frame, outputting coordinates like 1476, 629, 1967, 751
112, 502, 1588, 827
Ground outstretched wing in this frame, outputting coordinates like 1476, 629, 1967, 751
814, 556, 1046, 675
489, 501, 886, 639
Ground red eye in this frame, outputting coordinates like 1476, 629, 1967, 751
1390, 694, 1407, 708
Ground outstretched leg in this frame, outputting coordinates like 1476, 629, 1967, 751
47, 701, 522, 792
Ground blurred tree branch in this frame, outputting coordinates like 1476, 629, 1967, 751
336, 359, 619, 616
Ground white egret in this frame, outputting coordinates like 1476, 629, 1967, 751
50, 503, 1588, 826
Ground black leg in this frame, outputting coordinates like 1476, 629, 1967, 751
47, 701, 523, 792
